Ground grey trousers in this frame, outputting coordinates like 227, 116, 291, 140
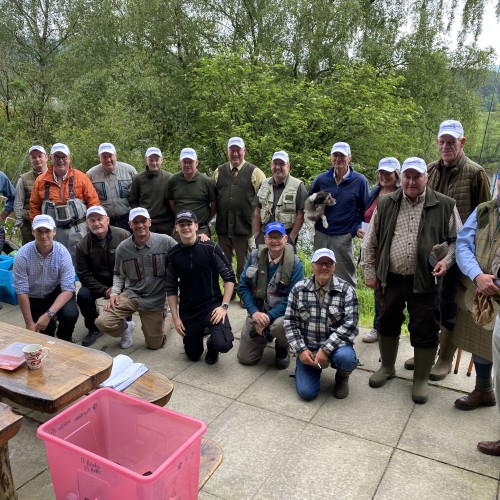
313, 231, 356, 287
493, 315, 500, 410
237, 316, 288, 365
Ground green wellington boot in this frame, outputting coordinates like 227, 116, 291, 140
429, 327, 456, 381
369, 336, 399, 388
412, 346, 438, 404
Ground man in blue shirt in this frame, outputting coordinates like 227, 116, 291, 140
308, 142, 369, 286
13, 214, 78, 341
238, 221, 304, 369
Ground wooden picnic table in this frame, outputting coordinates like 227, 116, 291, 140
0, 321, 112, 413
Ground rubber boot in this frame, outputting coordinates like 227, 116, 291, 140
404, 357, 414, 370
412, 346, 438, 404
429, 327, 456, 381
334, 370, 351, 399
369, 336, 399, 388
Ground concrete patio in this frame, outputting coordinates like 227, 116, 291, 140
1, 297, 499, 499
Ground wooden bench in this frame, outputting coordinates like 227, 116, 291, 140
199, 438, 224, 491
0, 402, 23, 499
123, 370, 174, 407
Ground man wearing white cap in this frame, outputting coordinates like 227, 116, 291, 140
14, 145, 48, 244
30, 143, 100, 261
75, 206, 130, 347
95, 207, 176, 349
361, 157, 462, 404
285, 248, 359, 401
87, 143, 137, 231
13, 214, 79, 341
308, 141, 369, 287
253, 151, 307, 250
408, 119, 492, 390
129, 147, 174, 235
167, 147, 217, 238
213, 137, 266, 302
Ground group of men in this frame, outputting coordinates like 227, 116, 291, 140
3, 122, 500, 456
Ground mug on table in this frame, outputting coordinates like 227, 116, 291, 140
22, 344, 49, 370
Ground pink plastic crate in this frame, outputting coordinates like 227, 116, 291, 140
37, 387, 207, 499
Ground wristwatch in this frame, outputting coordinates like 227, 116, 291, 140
221, 303, 229, 310
46, 309, 56, 318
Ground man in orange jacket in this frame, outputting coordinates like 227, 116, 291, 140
30, 143, 100, 260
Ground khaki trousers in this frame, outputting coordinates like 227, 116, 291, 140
217, 234, 251, 283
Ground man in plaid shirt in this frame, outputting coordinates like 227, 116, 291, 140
284, 248, 359, 401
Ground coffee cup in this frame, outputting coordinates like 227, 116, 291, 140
23, 344, 49, 370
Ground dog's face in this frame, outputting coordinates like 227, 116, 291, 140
305, 190, 336, 222
313, 191, 336, 207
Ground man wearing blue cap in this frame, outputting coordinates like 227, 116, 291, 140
238, 221, 304, 369
361, 157, 462, 404
308, 142, 369, 287
285, 248, 358, 400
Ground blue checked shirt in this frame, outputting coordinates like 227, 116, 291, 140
284, 275, 359, 354
13, 241, 75, 298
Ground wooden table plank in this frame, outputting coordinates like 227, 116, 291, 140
0, 322, 112, 413
122, 371, 174, 407
199, 438, 223, 491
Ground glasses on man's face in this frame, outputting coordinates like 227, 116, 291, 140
53, 155, 68, 162
314, 261, 334, 269
266, 234, 285, 241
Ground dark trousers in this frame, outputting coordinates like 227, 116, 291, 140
77, 286, 131, 333
377, 273, 440, 349
439, 264, 461, 331
29, 286, 79, 342
181, 302, 234, 361
109, 215, 132, 233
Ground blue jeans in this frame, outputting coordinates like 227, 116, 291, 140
295, 345, 358, 401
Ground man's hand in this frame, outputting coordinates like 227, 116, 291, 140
35, 313, 51, 332
104, 287, 112, 299
314, 348, 330, 368
210, 306, 227, 325
25, 320, 37, 332
356, 228, 365, 239
298, 349, 317, 366
364, 278, 380, 290
173, 317, 186, 337
104, 295, 120, 311
475, 273, 499, 297
432, 259, 448, 278
198, 233, 210, 242
251, 311, 270, 328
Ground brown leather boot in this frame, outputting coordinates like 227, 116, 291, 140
454, 389, 496, 410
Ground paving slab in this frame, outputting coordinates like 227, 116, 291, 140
399, 387, 500, 478
201, 401, 307, 499
375, 449, 499, 500
312, 370, 414, 447
253, 423, 392, 500
17, 470, 55, 500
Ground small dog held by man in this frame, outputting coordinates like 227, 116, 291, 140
304, 191, 336, 228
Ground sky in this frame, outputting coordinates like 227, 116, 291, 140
478, 2, 500, 65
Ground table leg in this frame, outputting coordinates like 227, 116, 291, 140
0, 442, 17, 499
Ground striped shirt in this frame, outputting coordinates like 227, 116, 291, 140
284, 275, 359, 354
13, 241, 75, 297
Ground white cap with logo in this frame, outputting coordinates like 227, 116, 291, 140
312, 248, 336, 263
146, 147, 162, 157
32, 214, 56, 230
228, 137, 245, 149
180, 148, 197, 161
50, 143, 70, 156
437, 120, 464, 139
98, 143, 116, 155
86, 206, 108, 218
29, 145, 46, 155
378, 157, 401, 173
330, 142, 351, 157
129, 207, 150, 221
272, 151, 289, 163
401, 157, 427, 174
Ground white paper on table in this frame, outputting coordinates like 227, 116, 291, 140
99, 354, 148, 392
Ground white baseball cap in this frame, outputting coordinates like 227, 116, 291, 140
228, 137, 245, 149
378, 157, 401, 173
437, 120, 464, 139
180, 148, 197, 161
312, 248, 336, 263
98, 143, 116, 155
145, 147, 162, 157
29, 145, 47, 155
32, 214, 56, 230
272, 151, 289, 163
50, 143, 70, 156
129, 207, 150, 221
330, 142, 351, 157
401, 157, 427, 174
86, 206, 108, 218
